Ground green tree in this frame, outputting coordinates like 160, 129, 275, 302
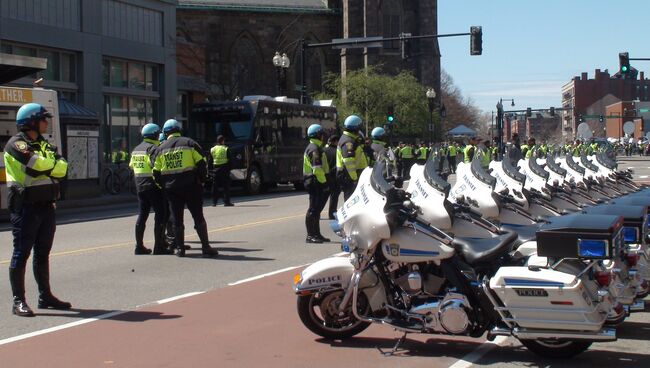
315, 67, 439, 140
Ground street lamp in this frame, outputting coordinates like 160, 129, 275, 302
495, 98, 515, 160
272, 52, 291, 96
426, 88, 436, 143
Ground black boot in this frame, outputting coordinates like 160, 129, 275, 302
196, 222, 218, 258
312, 217, 330, 242
9, 268, 34, 317
174, 226, 186, 257
134, 224, 151, 255
305, 217, 322, 244
153, 223, 173, 255
34, 260, 71, 310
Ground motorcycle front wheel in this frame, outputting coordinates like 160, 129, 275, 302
520, 339, 592, 358
297, 290, 371, 340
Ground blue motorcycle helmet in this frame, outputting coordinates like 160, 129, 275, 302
16, 103, 52, 132
163, 119, 182, 135
141, 123, 161, 139
307, 124, 323, 139
343, 115, 362, 132
371, 127, 386, 140
158, 132, 165, 143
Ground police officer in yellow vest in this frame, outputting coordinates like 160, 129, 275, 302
337, 115, 368, 200
417, 143, 429, 165
463, 137, 477, 163
447, 143, 458, 173
129, 123, 172, 255
152, 119, 218, 258
400, 143, 415, 179
210, 135, 234, 207
524, 138, 537, 159
5, 103, 70, 316
304, 124, 330, 243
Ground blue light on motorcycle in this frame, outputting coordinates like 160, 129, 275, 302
329, 220, 342, 235
578, 239, 609, 258
341, 238, 350, 252
622, 227, 639, 243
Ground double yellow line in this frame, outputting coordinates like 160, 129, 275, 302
0, 214, 302, 264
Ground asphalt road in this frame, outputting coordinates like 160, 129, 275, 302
0, 157, 649, 367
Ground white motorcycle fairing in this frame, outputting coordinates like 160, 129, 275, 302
448, 159, 500, 219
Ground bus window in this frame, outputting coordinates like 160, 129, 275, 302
193, 111, 253, 143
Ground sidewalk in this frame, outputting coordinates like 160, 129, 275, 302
57, 193, 137, 211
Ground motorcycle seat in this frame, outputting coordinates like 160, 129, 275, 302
452, 230, 518, 265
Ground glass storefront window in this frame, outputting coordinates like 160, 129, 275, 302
128, 63, 145, 90
129, 98, 146, 151
145, 65, 156, 91
109, 96, 128, 163
12, 45, 36, 57
60, 53, 76, 83
110, 61, 127, 88
102, 60, 110, 86
39, 50, 60, 81
1, 44, 11, 53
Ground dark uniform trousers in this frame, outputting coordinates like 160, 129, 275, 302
211, 166, 232, 205
135, 188, 165, 246
338, 175, 358, 201
10, 203, 55, 269
325, 173, 340, 219
306, 179, 328, 234
167, 183, 206, 231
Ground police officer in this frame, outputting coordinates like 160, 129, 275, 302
447, 142, 458, 174
129, 123, 172, 255
152, 119, 218, 258
463, 137, 477, 163
417, 143, 429, 166
304, 124, 330, 244
400, 143, 414, 179
5, 103, 70, 316
337, 115, 368, 200
210, 135, 234, 207
370, 127, 388, 163
437, 144, 446, 172
324, 135, 340, 220
524, 138, 537, 159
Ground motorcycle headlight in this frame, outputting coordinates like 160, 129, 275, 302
341, 231, 361, 253
623, 227, 639, 243
578, 239, 609, 258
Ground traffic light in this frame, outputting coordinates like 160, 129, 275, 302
526, 107, 532, 117
549, 107, 555, 116
440, 104, 447, 118
400, 38, 411, 60
470, 26, 482, 56
619, 52, 631, 77
386, 105, 395, 124
578, 115, 584, 123
599, 115, 604, 123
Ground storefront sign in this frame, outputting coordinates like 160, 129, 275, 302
0, 88, 32, 104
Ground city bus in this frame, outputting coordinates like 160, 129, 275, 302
189, 96, 338, 194
0, 86, 62, 215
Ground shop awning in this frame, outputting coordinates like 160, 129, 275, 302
0, 53, 47, 84
59, 97, 98, 121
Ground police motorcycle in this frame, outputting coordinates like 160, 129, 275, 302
437, 150, 644, 324
294, 160, 619, 358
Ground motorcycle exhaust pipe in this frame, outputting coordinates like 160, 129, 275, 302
488, 327, 616, 342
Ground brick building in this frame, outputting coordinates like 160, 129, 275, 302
561, 68, 649, 139
525, 114, 561, 143
176, 0, 441, 122
604, 100, 650, 139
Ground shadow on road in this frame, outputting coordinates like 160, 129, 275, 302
616, 320, 650, 340
35, 308, 182, 322
184, 241, 249, 246
183, 253, 275, 261
478, 342, 650, 367
316, 336, 482, 358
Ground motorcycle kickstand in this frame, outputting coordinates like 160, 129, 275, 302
378, 332, 408, 357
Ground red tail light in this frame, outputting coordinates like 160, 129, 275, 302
625, 254, 640, 267
595, 271, 612, 287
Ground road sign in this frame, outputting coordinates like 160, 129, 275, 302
639, 108, 649, 113
331, 37, 383, 49
623, 121, 635, 135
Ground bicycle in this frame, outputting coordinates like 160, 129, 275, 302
102, 162, 136, 195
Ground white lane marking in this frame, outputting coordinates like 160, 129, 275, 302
228, 265, 307, 286
156, 291, 205, 305
447, 336, 508, 368
0, 310, 127, 346
640, 175, 649, 179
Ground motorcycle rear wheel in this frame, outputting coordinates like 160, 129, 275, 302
297, 291, 370, 340
520, 339, 592, 358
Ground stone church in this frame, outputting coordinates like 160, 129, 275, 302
176, 0, 440, 110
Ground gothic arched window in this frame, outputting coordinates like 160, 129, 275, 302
381, 0, 402, 50
231, 36, 262, 97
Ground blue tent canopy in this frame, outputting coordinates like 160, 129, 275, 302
448, 124, 475, 136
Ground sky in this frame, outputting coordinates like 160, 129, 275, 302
437, 0, 649, 115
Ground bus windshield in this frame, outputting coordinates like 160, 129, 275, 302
192, 111, 253, 143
